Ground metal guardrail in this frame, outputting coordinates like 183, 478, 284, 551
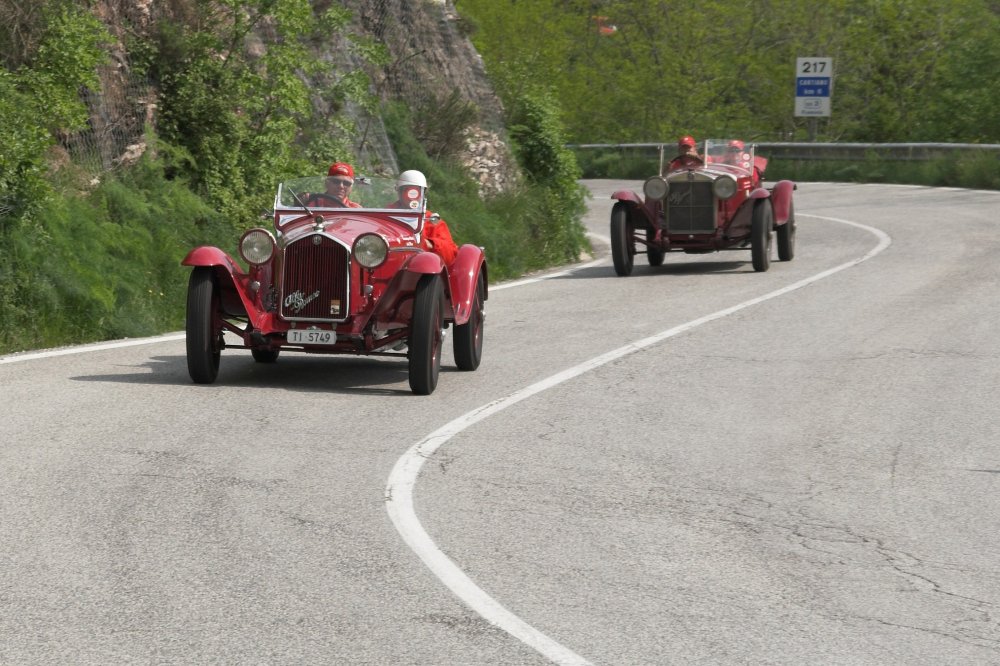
567, 142, 1000, 161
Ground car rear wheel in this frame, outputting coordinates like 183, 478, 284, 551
777, 200, 796, 261
453, 272, 485, 371
409, 275, 444, 395
186, 267, 222, 383
610, 202, 635, 276
646, 227, 665, 266
751, 199, 773, 272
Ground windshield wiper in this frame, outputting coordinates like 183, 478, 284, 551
285, 186, 315, 217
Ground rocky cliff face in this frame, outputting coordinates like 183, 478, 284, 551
342, 0, 519, 196
74, 0, 518, 196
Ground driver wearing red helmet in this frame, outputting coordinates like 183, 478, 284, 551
306, 162, 362, 208
669, 135, 702, 169
724, 140, 746, 164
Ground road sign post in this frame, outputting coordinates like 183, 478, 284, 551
795, 57, 833, 130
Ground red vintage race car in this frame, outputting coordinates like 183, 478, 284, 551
181, 172, 487, 395
610, 139, 796, 275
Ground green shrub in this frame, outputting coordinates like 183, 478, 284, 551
766, 154, 1000, 190
498, 86, 588, 265
0, 153, 229, 354
384, 99, 588, 280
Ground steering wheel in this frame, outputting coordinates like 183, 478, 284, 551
305, 192, 346, 207
669, 154, 704, 170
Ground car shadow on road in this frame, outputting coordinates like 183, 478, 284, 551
71, 353, 450, 396
552, 259, 753, 281
646, 259, 755, 274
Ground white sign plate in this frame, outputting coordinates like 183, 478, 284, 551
795, 57, 833, 117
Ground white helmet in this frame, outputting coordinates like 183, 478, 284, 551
396, 169, 427, 189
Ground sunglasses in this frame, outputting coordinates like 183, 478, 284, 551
327, 178, 353, 187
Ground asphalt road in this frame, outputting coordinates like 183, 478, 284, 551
2, 181, 999, 665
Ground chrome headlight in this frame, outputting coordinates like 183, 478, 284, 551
712, 175, 738, 200
240, 228, 275, 264
643, 176, 669, 200
354, 233, 388, 269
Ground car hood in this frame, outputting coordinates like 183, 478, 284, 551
279, 211, 422, 249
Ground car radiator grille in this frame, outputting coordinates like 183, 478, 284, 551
665, 181, 716, 234
280, 235, 349, 321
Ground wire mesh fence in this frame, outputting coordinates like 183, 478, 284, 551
61, 65, 154, 175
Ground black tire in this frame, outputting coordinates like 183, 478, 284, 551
453, 272, 485, 371
751, 199, 773, 272
610, 202, 634, 276
776, 200, 796, 262
186, 267, 222, 383
251, 348, 280, 363
408, 275, 444, 394
646, 227, 665, 266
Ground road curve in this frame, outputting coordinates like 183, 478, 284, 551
2, 181, 999, 665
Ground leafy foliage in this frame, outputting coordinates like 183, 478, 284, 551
0, 3, 112, 350
456, 0, 1000, 144
0, 153, 227, 353
384, 99, 586, 277
149, 0, 363, 228
411, 89, 480, 161
0, 4, 108, 221
500, 83, 587, 264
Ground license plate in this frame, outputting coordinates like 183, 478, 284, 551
288, 329, 336, 345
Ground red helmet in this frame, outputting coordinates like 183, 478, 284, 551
728, 140, 745, 151
328, 162, 355, 178
679, 135, 696, 149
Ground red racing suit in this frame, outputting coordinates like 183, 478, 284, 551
387, 199, 458, 266
420, 212, 458, 266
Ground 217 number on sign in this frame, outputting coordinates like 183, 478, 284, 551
800, 60, 828, 73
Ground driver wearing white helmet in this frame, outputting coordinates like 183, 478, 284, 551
391, 170, 458, 265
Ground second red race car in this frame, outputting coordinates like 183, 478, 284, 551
610, 139, 797, 275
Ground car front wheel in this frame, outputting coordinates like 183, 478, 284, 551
610, 202, 635, 276
186, 267, 222, 383
409, 275, 444, 395
453, 272, 485, 371
751, 199, 773, 272
777, 200, 796, 261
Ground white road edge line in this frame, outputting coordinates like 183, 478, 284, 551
0, 254, 609, 365
0, 333, 187, 364
490, 254, 608, 292
385, 214, 891, 666
0, 215, 891, 663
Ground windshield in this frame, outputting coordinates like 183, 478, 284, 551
275, 176, 423, 212
703, 139, 755, 171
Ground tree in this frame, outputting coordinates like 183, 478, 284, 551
456, 0, 1000, 143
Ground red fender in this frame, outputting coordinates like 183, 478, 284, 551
181, 245, 259, 324
403, 249, 445, 275
611, 190, 643, 205
182, 245, 242, 271
612, 192, 658, 228
372, 250, 446, 322
769, 180, 796, 225
448, 244, 487, 326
